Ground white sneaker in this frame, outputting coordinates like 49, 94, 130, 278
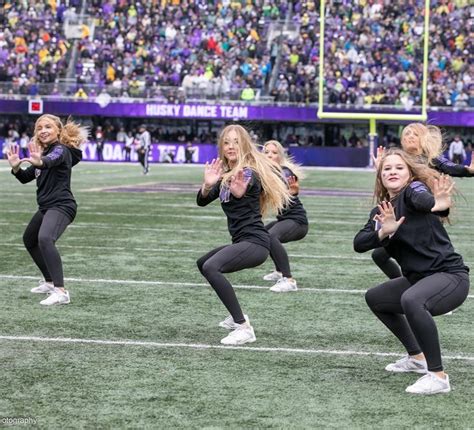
220, 323, 256, 345
31, 280, 55, 294
263, 271, 282, 281
405, 372, 451, 395
219, 314, 249, 330
385, 356, 428, 374
40, 289, 70, 306
270, 277, 298, 292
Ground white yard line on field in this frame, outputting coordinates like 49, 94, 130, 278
1, 274, 473, 298
0, 335, 473, 361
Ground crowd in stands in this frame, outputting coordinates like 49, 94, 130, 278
0, 1, 81, 96
76, 0, 288, 100
276, 0, 472, 108
0, 0, 472, 108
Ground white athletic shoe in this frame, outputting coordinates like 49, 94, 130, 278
270, 277, 298, 293
219, 314, 249, 330
31, 280, 55, 294
385, 356, 428, 374
405, 372, 451, 395
263, 271, 282, 281
40, 289, 71, 306
220, 322, 256, 345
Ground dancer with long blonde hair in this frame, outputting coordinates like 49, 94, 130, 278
261, 140, 308, 292
197, 125, 291, 345
7, 114, 88, 305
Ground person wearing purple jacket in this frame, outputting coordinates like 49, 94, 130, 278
7, 115, 87, 306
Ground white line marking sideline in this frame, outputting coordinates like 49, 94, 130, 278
0, 335, 473, 361
1, 274, 473, 298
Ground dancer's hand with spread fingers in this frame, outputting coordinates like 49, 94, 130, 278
229, 169, 251, 198
202, 158, 223, 195
431, 174, 455, 212
287, 175, 299, 195
372, 146, 385, 170
375, 201, 405, 240
21, 141, 44, 167
6, 144, 22, 172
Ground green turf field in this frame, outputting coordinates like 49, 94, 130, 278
0, 160, 472, 429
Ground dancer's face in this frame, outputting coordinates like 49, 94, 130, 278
263, 143, 281, 165
381, 154, 411, 197
222, 129, 240, 167
401, 127, 422, 155
35, 118, 59, 146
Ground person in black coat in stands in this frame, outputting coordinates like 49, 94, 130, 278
7, 114, 88, 306
354, 149, 469, 395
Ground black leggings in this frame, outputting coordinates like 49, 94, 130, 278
372, 248, 402, 279
23, 209, 72, 288
138, 148, 149, 171
365, 272, 469, 372
265, 220, 308, 278
197, 241, 269, 324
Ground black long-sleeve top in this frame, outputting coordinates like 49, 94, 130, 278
276, 166, 308, 225
354, 181, 468, 284
196, 168, 270, 250
12, 142, 83, 220
431, 155, 473, 177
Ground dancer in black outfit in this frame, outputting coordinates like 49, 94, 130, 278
196, 125, 291, 345
261, 140, 308, 292
372, 123, 474, 280
354, 149, 469, 395
7, 114, 87, 305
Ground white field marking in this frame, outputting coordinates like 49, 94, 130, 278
0, 222, 211, 235
4, 210, 468, 228
1, 274, 473, 298
0, 335, 473, 362
1, 222, 470, 242
0, 274, 372, 293
0, 243, 374, 261
1, 221, 470, 242
60, 234, 358, 243
1, 209, 472, 229
5, 243, 472, 266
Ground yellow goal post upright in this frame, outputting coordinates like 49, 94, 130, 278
317, 0, 431, 167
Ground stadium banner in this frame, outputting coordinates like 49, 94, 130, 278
0, 100, 472, 126
80, 142, 216, 163
79, 141, 372, 167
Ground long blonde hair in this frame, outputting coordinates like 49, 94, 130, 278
218, 125, 292, 215
375, 148, 442, 203
263, 139, 304, 180
401, 123, 444, 165
33, 114, 89, 150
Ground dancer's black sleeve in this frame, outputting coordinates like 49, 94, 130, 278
432, 156, 474, 177
197, 182, 221, 206
12, 166, 36, 183
354, 208, 389, 253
